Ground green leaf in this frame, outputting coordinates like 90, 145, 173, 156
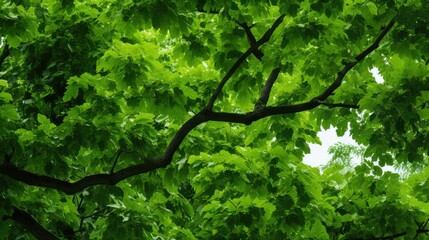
0, 104, 19, 121
0, 79, 8, 88
63, 83, 79, 101
37, 114, 51, 126
418, 109, 429, 120
179, 85, 199, 100
1, 1, 429, 239
0, 92, 12, 102
372, 165, 383, 176
366, 3, 378, 15
310, 220, 329, 239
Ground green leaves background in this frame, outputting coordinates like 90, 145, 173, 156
1, 0, 428, 239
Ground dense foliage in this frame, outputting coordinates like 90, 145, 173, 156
1, 0, 429, 239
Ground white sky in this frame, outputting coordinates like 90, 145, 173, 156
304, 68, 385, 168
303, 127, 357, 167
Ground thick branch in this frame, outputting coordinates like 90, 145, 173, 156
4, 207, 60, 240
0, 44, 10, 68
0, 112, 209, 194
206, 14, 285, 110
254, 67, 281, 110
0, 16, 395, 194
0, 157, 167, 195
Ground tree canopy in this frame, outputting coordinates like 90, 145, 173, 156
1, 0, 429, 239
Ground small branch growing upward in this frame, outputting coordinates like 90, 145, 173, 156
110, 150, 122, 174
254, 67, 281, 111
205, 14, 286, 111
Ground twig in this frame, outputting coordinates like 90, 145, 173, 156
110, 150, 122, 174
77, 194, 85, 213
77, 207, 108, 234
228, 199, 237, 209
423, 218, 429, 229
415, 218, 429, 240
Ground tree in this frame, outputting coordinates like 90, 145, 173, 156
1, 0, 428, 239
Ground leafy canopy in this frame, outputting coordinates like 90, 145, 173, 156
1, 0, 429, 239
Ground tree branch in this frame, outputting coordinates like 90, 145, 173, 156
423, 218, 429, 229
315, 100, 359, 109
205, 14, 285, 111
311, 16, 396, 104
236, 21, 264, 60
355, 17, 397, 62
110, 149, 122, 174
0, 16, 395, 194
254, 67, 281, 111
0, 44, 10, 68
4, 207, 60, 240
0, 157, 167, 195
369, 228, 429, 240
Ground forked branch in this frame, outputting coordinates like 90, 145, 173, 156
0, 16, 396, 195
206, 14, 285, 110
236, 21, 264, 60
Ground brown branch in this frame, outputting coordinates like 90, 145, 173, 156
0, 16, 395, 195
236, 21, 264, 60
423, 218, 429, 229
311, 16, 396, 103
355, 17, 397, 62
366, 228, 429, 240
0, 157, 167, 195
205, 14, 285, 111
254, 67, 281, 111
110, 149, 122, 174
316, 100, 359, 109
77, 207, 109, 233
349, 217, 429, 240
4, 207, 60, 240
0, 44, 10, 68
